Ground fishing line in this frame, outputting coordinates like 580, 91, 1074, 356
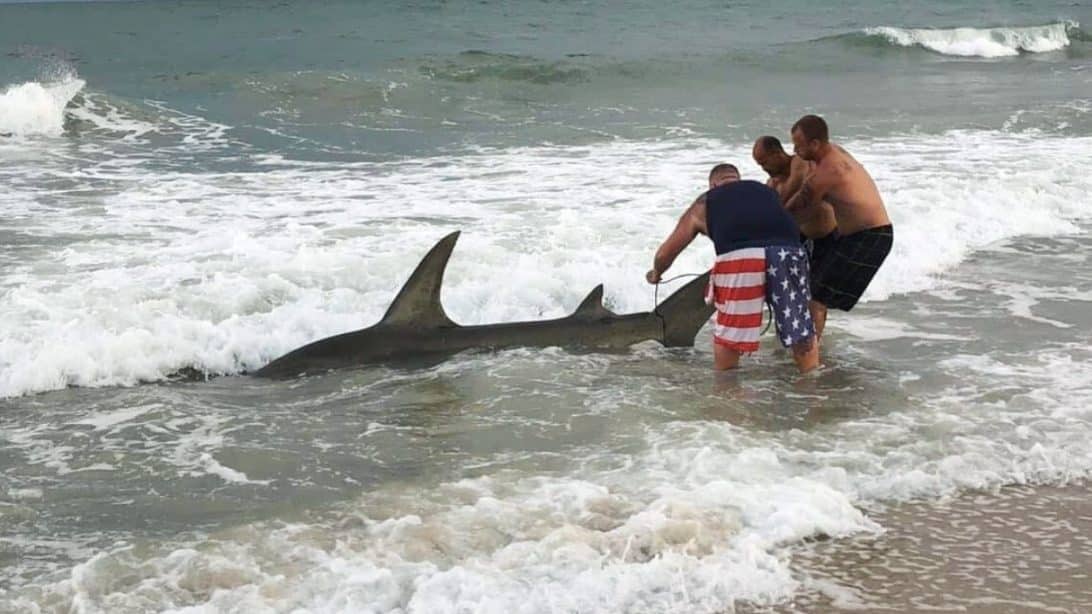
652, 272, 704, 316
653, 273, 774, 335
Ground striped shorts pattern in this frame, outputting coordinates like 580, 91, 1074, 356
705, 246, 815, 352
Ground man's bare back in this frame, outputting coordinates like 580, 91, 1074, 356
790, 141, 890, 236
807, 145, 890, 235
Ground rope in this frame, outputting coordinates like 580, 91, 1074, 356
653, 272, 775, 336
652, 273, 704, 317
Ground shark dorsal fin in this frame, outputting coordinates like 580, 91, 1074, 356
380, 232, 460, 329
571, 284, 614, 319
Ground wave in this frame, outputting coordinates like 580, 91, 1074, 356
4, 129, 1092, 611
0, 76, 84, 136
0, 74, 225, 143
419, 50, 595, 85
1, 129, 1090, 398
858, 21, 1081, 58
64, 91, 163, 139
5, 341, 1092, 612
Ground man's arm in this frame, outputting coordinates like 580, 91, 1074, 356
785, 163, 839, 213
776, 156, 808, 204
647, 194, 707, 283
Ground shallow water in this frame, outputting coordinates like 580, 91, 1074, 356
2, 1, 1091, 611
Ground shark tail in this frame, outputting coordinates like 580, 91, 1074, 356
656, 272, 715, 347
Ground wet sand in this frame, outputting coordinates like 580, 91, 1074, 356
749, 482, 1092, 613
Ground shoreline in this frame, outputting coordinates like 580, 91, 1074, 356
750, 481, 1092, 613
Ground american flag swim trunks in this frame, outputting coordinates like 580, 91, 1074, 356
705, 245, 815, 352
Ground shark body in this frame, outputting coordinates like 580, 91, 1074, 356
255, 232, 713, 378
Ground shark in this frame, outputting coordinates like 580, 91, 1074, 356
254, 232, 714, 378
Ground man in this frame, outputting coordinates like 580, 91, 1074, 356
753, 135, 839, 336
647, 164, 818, 373
785, 115, 893, 338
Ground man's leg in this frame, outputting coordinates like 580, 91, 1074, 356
809, 300, 828, 339
713, 341, 742, 370
791, 336, 819, 373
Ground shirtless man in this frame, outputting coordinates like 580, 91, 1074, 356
647, 164, 818, 373
784, 115, 894, 337
753, 135, 839, 335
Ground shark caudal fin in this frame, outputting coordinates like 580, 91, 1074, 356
656, 272, 715, 347
379, 232, 461, 329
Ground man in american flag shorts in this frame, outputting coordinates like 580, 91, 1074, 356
646, 164, 819, 372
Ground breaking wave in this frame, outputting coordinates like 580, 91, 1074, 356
1, 129, 1091, 397
0, 76, 84, 136
859, 21, 1081, 58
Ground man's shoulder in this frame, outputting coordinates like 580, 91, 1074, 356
817, 150, 850, 177
717, 180, 780, 201
729, 179, 777, 195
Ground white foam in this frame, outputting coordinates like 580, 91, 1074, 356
197, 452, 267, 485
165, 414, 259, 483
865, 22, 1076, 57
0, 77, 84, 136
64, 92, 159, 140
992, 281, 1092, 329
3, 424, 77, 475
16, 338, 1092, 612
1, 130, 1091, 397
143, 99, 234, 149
857, 131, 1089, 299
7, 488, 43, 501
837, 316, 969, 341
6, 336, 1092, 612
6, 458, 873, 612
71, 404, 160, 430
68, 463, 116, 473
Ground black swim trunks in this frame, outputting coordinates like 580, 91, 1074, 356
812, 225, 893, 312
804, 230, 839, 277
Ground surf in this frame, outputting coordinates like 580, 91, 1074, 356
860, 21, 1080, 57
0, 77, 84, 136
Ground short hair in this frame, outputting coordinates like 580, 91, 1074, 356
708, 163, 739, 181
755, 135, 784, 154
792, 115, 829, 143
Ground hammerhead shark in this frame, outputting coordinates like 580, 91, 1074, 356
255, 232, 713, 378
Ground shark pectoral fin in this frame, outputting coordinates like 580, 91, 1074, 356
571, 284, 615, 319
379, 231, 461, 329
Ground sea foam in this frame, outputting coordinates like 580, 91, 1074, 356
864, 21, 1078, 57
1, 129, 1090, 397
0, 77, 84, 136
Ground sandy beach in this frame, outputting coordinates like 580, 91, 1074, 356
758, 482, 1092, 612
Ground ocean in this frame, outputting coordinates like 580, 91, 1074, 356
1, 0, 1090, 612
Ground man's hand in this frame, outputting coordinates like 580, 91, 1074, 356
646, 269, 662, 284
